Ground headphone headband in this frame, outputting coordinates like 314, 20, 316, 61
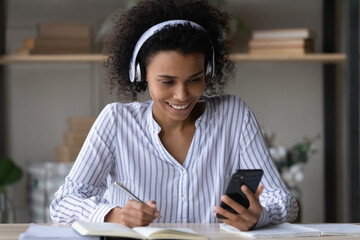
129, 19, 215, 82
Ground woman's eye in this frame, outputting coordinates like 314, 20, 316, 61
189, 78, 201, 83
161, 81, 174, 85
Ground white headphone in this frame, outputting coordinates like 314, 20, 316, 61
129, 19, 215, 82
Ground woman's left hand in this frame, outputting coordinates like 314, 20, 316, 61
214, 185, 264, 231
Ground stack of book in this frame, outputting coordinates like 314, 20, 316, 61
55, 117, 96, 162
30, 23, 92, 54
248, 28, 316, 55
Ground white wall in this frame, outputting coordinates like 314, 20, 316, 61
226, 0, 324, 223
5, 0, 127, 222
5, 0, 347, 223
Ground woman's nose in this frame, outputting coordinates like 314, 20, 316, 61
173, 85, 188, 101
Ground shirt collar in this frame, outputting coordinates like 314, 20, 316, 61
146, 101, 162, 134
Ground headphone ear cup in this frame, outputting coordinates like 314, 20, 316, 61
205, 61, 213, 78
135, 63, 142, 82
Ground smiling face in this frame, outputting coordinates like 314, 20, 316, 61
146, 51, 206, 125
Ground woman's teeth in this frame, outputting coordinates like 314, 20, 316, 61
168, 103, 189, 109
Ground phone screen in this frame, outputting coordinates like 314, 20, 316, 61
216, 169, 263, 219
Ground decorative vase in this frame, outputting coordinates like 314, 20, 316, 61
0, 190, 14, 223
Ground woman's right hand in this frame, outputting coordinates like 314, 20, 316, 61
104, 200, 160, 227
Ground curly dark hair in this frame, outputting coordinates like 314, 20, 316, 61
103, 0, 234, 101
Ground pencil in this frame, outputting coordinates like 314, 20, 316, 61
114, 182, 163, 219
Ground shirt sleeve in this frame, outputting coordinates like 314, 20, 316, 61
239, 105, 299, 228
50, 104, 119, 225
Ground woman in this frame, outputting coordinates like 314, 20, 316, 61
50, 0, 298, 231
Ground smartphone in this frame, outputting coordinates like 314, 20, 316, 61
216, 169, 264, 219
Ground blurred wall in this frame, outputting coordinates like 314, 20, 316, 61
4, 0, 348, 223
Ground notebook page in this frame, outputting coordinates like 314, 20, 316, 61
220, 223, 321, 238
132, 227, 201, 238
302, 224, 360, 236
71, 222, 141, 238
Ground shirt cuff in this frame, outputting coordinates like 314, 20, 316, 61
88, 203, 118, 223
253, 206, 270, 229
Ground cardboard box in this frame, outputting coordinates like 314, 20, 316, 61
55, 145, 81, 162
68, 117, 96, 132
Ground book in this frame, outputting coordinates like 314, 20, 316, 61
302, 224, 360, 236
249, 39, 313, 49
30, 37, 91, 54
71, 221, 208, 240
219, 222, 360, 239
33, 38, 91, 48
249, 47, 313, 55
19, 223, 99, 240
38, 23, 91, 40
30, 47, 91, 54
29, 23, 92, 54
252, 28, 316, 40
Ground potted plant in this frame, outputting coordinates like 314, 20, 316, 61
262, 129, 319, 222
0, 157, 23, 223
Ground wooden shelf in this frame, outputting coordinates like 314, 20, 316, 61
0, 53, 347, 64
230, 53, 346, 63
0, 54, 106, 64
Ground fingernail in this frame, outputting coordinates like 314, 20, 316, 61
155, 211, 160, 218
242, 185, 247, 191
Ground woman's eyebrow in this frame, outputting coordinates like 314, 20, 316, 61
157, 70, 204, 79
189, 70, 203, 78
157, 75, 176, 79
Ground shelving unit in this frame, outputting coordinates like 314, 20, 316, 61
0, 53, 347, 64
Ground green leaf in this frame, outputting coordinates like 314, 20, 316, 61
0, 158, 23, 186
289, 143, 309, 164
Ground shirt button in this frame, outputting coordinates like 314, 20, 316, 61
182, 196, 187, 202
182, 170, 187, 175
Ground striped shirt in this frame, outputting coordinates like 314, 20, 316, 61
50, 95, 298, 227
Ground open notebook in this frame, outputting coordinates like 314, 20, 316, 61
220, 222, 360, 239
72, 221, 207, 240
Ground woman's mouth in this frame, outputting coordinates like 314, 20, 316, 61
167, 102, 190, 110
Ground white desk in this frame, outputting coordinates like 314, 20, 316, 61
1, 223, 360, 240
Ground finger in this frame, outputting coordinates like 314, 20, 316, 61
214, 207, 249, 231
214, 205, 236, 221
145, 200, 161, 217
122, 214, 153, 227
122, 206, 157, 223
125, 200, 159, 220
241, 185, 258, 206
218, 217, 249, 231
146, 200, 157, 206
214, 201, 244, 222
255, 185, 264, 199
220, 195, 246, 215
